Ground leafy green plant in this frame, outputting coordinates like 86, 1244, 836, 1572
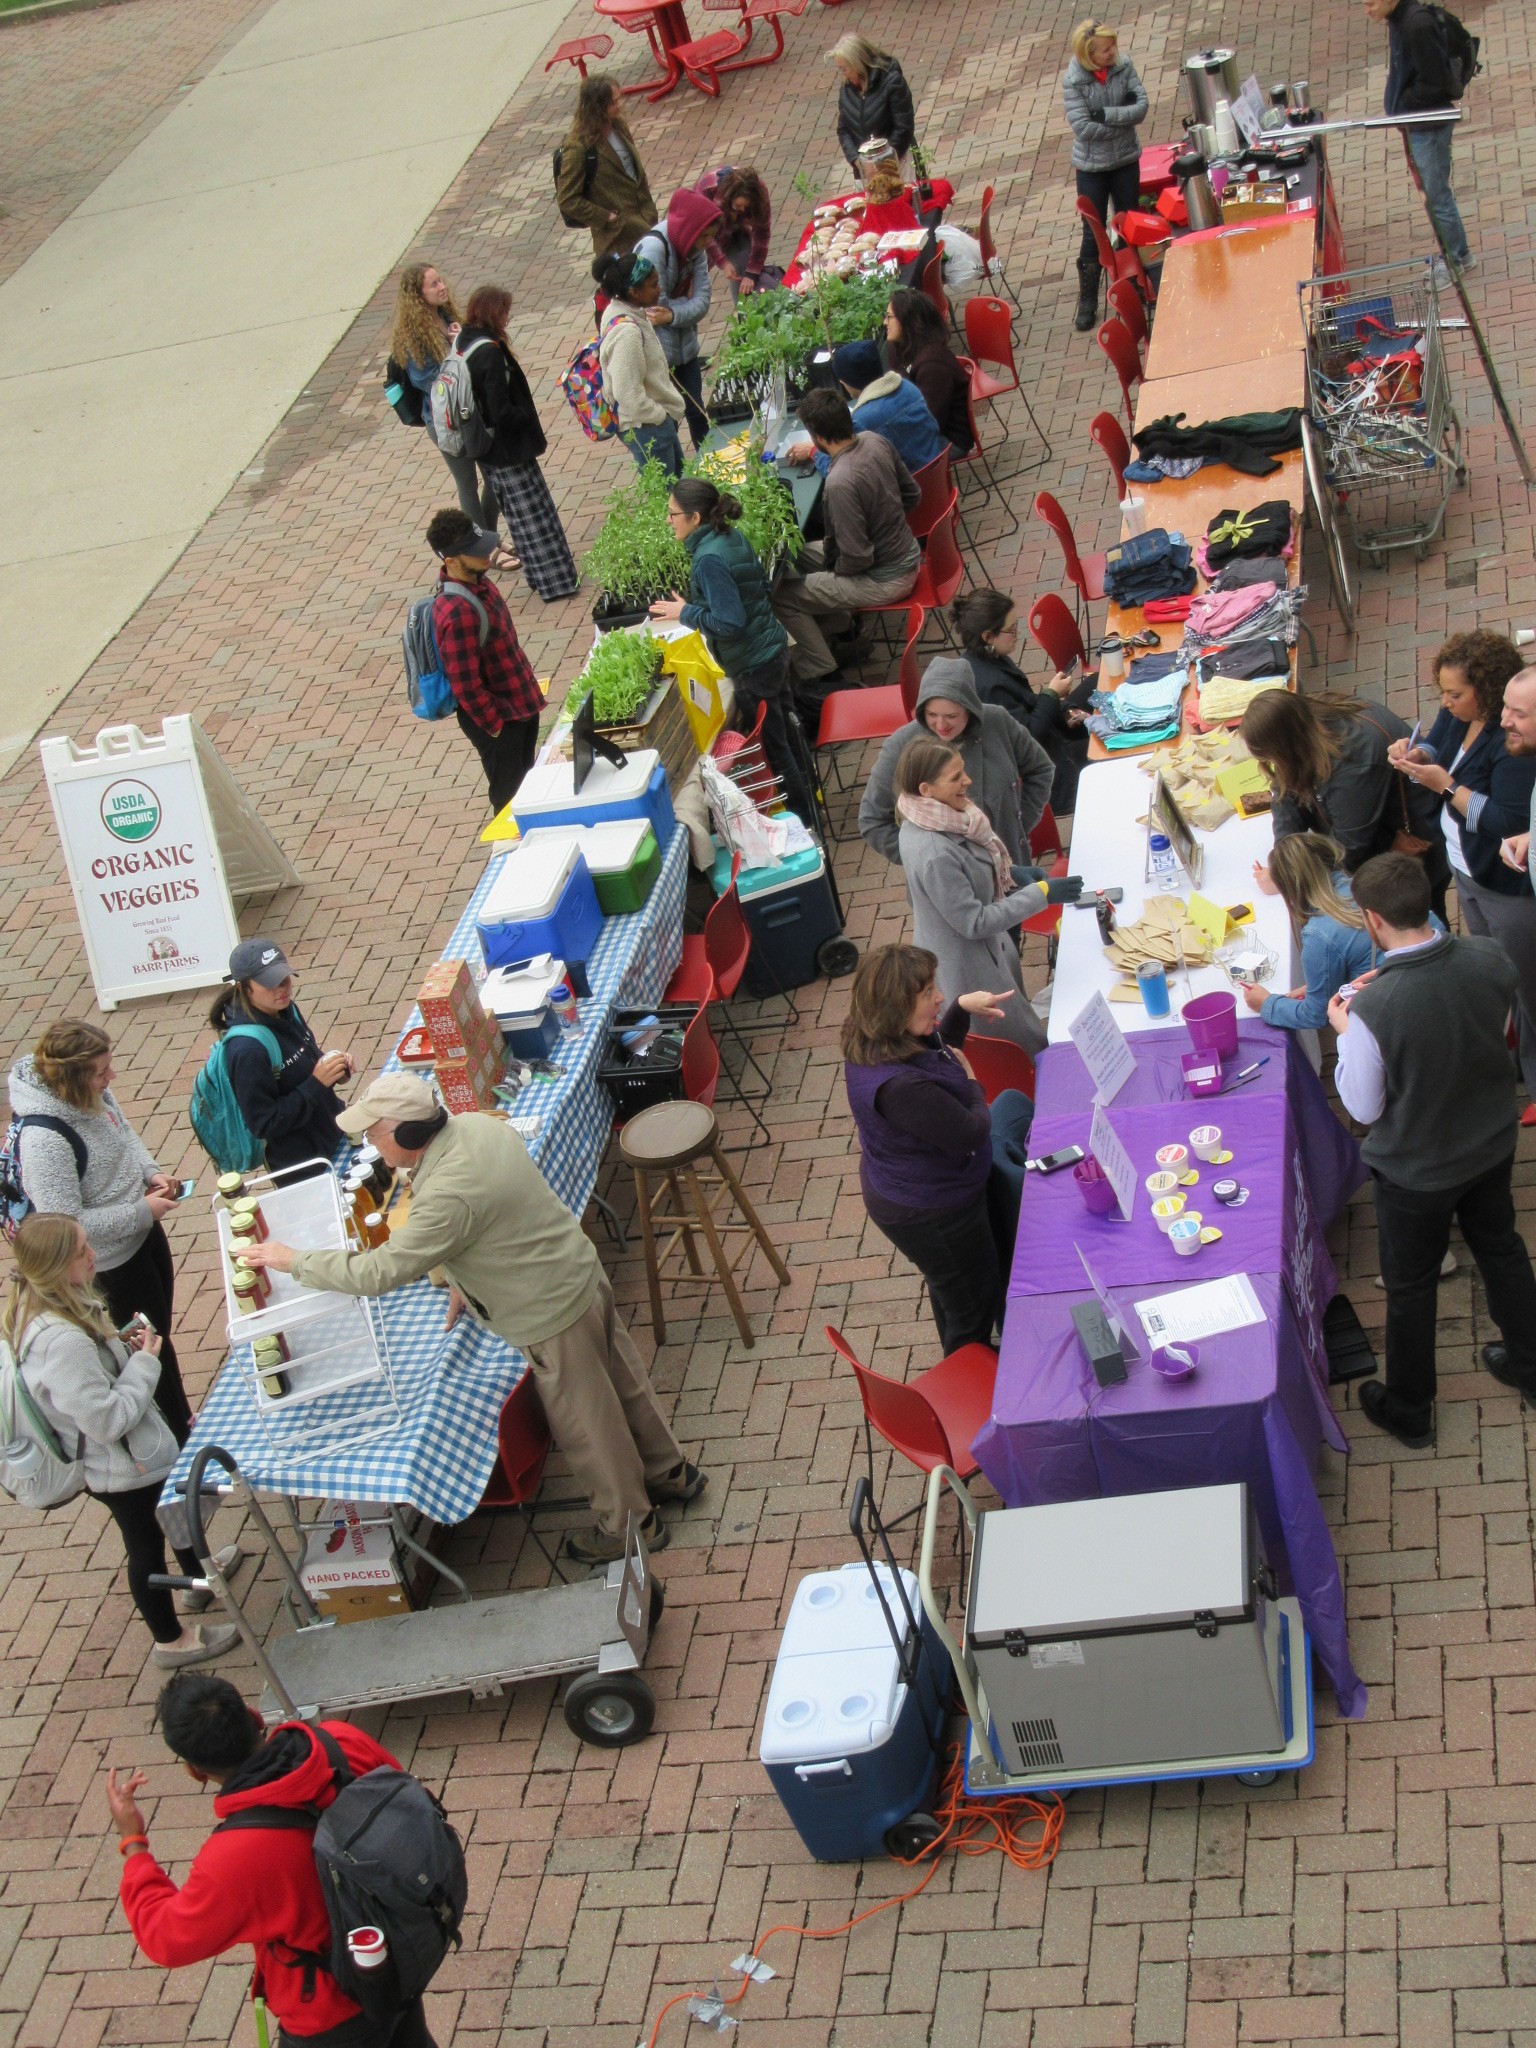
581, 460, 690, 607
583, 629, 663, 724
688, 444, 805, 568
711, 272, 898, 399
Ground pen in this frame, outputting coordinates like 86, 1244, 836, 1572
1234, 1057, 1270, 1080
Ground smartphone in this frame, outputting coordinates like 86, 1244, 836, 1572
1026, 1146, 1085, 1175
1072, 888, 1125, 907
118, 1312, 156, 1343
174, 1178, 197, 1200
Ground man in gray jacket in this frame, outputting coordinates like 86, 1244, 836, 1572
860, 656, 1056, 867
244, 1075, 704, 1564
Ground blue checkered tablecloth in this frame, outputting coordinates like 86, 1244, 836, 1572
161, 827, 688, 1525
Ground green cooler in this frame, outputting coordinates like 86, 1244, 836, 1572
526, 821, 662, 916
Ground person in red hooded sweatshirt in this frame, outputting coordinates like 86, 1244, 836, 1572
107, 1672, 440, 2048
631, 185, 724, 452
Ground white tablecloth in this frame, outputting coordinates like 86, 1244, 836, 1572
1048, 757, 1296, 1043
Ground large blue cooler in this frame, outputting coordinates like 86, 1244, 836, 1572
511, 747, 676, 847
710, 843, 843, 997
760, 1562, 947, 1862
476, 836, 603, 972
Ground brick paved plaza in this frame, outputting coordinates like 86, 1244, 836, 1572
1, 0, 1535, 2041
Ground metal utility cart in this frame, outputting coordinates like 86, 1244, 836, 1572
916, 1467, 1314, 1796
157, 1447, 663, 1746
1299, 257, 1465, 566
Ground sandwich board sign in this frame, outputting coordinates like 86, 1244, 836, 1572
40, 717, 299, 1010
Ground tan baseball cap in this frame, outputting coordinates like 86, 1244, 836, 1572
335, 1072, 439, 1137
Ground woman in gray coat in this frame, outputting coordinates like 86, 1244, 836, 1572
860, 655, 1055, 867
894, 738, 1080, 1055
1061, 20, 1149, 329
3, 1215, 238, 1669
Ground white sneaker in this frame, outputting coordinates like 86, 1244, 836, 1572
1373, 1249, 1457, 1289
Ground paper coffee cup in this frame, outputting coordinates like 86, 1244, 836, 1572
1145, 1170, 1182, 1197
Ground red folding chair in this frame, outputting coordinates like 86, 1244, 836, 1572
1027, 594, 1089, 676
962, 298, 1052, 478
1097, 317, 1143, 431
1075, 196, 1157, 305
963, 1034, 1036, 1106
906, 447, 953, 545
1089, 410, 1132, 499
1033, 490, 1107, 638
814, 602, 924, 799
826, 1325, 998, 1484
975, 184, 1022, 313
1021, 799, 1071, 962
859, 506, 965, 645
1106, 277, 1148, 359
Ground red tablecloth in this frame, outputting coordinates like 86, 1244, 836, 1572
782, 179, 954, 288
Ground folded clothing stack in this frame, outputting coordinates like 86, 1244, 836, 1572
1198, 501, 1294, 575
1102, 528, 1197, 607
1182, 584, 1308, 662
1131, 408, 1304, 480
1086, 656, 1191, 743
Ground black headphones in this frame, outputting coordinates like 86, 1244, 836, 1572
393, 1108, 449, 1151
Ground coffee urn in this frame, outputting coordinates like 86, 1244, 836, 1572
1182, 49, 1242, 128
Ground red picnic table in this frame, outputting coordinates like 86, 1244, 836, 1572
593, 0, 803, 100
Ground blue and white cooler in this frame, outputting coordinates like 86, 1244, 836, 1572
476, 835, 603, 974
760, 1562, 948, 1862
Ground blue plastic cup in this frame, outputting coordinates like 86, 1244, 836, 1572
1137, 961, 1171, 1018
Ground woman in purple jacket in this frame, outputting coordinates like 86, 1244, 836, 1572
693, 166, 772, 299
842, 943, 1034, 1352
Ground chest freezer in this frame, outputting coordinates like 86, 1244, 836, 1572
966, 1482, 1286, 1774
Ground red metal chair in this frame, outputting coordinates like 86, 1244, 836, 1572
1106, 277, 1148, 360
1027, 594, 1089, 676
1097, 317, 1143, 431
918, 242, 949, 326
859, 506, 965, 645
814, 603, 923, 797
1033, 490, 1107, 639
975, 185, 1022, 313
545, 33, 613, 74
1030, 803, 1067, 864
1075, 196, 1156, 305
1089, 410, 1132, 499
906, 447, 953, 546
962, 299, 1052, 478
669, 0, 807, 92
826, 1325, 998, 1483
666, 858, 774, 1137
963, 1034, 1036, 1106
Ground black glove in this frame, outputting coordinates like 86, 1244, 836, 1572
1010, 862, 1048, 887
1088, 107, 1107, 124
1044, 875, 1085, 905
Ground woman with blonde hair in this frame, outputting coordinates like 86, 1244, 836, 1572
830, 34, 915, 173
3, 1215, 239, 1667
1244, 833, 1377, 1031
388, 263, 500, 532
7, 1019, 191, 1440
1061, 19, 1148, 329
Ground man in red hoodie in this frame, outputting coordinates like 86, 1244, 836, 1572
108, 1673, 439, 2046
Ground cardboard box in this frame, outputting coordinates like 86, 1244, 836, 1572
435, 1032, 505, 1114
301, 1501, 411, 1625
417, 958, 503, 1063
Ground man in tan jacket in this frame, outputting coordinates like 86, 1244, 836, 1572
243, 1074, 703, 1563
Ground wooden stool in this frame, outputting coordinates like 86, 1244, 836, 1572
619, 1099, 789, 1346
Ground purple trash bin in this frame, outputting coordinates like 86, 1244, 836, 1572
1183, 991, 1238, 1061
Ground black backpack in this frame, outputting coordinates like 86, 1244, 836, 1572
553, 144, 599, 228
1427, 4, 1481, 97
218, 1728, 467, 2022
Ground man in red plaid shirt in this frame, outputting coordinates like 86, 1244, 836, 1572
426, 508, 545, 814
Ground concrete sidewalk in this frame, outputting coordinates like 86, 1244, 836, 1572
0, 0, 567, 776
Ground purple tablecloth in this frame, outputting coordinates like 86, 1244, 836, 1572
974, 1023, 1368, 1720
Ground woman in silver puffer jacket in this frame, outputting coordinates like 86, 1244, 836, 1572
1061, 19, 1149, 330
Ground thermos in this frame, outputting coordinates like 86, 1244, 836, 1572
1172, 153, 1221, 232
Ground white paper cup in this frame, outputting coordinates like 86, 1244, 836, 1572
1152, 1195, 1186, 1233
1189, 1125, 1223, 1163
1145, 1170, 1182, 1198
1155, 1143, 1189, 1171
1169, 1217, 1203, 1256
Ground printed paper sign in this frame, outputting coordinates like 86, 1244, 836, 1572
1068, 991, 1137, 1105
1088, 1101, 1138, 1222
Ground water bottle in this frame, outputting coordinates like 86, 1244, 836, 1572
1149, 832, 1180, 891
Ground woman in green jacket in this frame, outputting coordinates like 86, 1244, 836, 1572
649, 478, 817, 825
556, 74, 658, 274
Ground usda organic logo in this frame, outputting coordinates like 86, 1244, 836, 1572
101, 780, 161, 843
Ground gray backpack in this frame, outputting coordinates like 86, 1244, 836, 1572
429, 337, 494, 459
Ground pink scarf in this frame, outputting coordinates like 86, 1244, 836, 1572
896, 792, 1013, 900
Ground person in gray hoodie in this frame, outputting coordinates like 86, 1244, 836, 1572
893, 738, 1081, 1055
3, 1214, 239, 1668
1061, 21, 1149, 330
860, 655, 1056, 868
633, 187, 723, 452
8, 1020, 191, 1442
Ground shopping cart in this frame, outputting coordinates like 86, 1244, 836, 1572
1298, 257, 1466, 566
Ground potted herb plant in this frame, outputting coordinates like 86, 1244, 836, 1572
578, 628, 696, 791
583, 460, 692, 629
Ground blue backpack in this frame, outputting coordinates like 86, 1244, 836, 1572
0, 1114, 89, 1243
188, 1023, 283, 1173
402, 580, 489, 721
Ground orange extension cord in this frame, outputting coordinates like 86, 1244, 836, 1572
638, 1747, 1066, 2048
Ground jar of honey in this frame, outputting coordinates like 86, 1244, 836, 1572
231, 1269, 264, 1317
227, 1197, 267, 1242
216, 1172, 247, 1204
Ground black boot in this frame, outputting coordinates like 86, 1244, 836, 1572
1073, 255, 1102, 332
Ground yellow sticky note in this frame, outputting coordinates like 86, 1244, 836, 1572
1187, 893, 1233, 946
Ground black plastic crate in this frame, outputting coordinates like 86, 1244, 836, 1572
598, 1004, 696, 1119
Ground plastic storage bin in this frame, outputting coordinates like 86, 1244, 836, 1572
479, 958, 567, 1059
523, 821, 661, 916
477, 838, 603, 973
598, 1004, 695, 1119
511, 749, 676, 847
760, 1562, 947, 1863
711, 843, 843, 997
